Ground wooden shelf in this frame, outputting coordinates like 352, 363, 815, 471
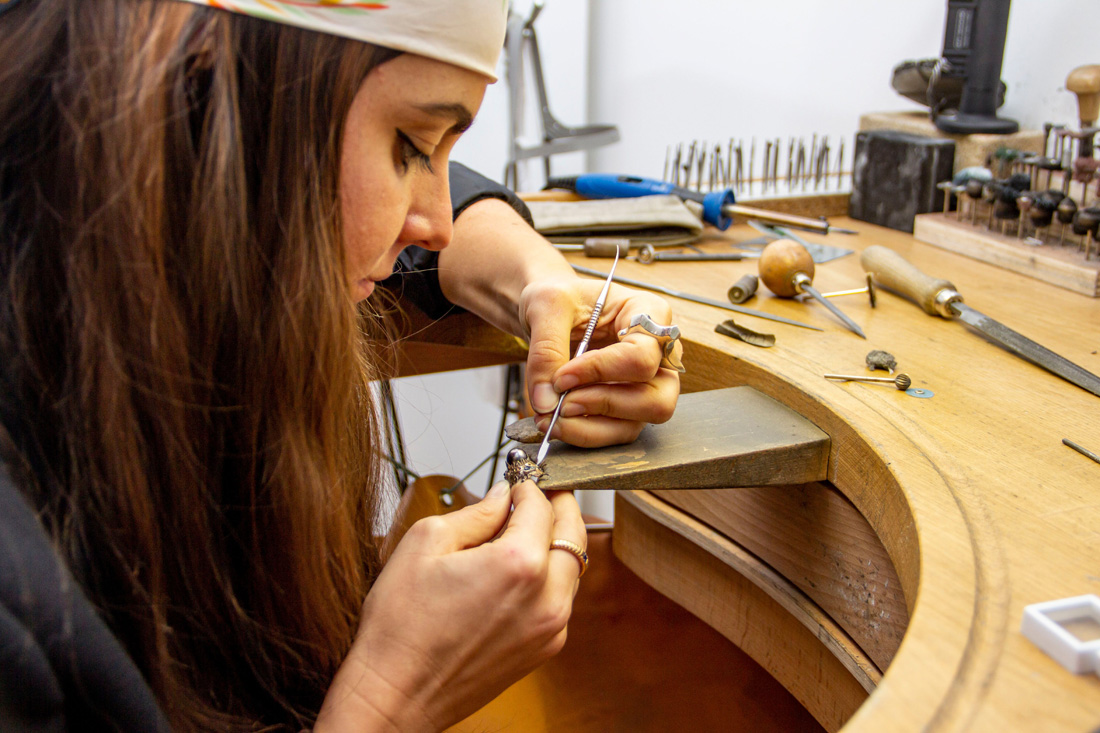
914, 212, 1100, 297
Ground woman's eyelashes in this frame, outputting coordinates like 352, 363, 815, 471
396, 130, 433, 173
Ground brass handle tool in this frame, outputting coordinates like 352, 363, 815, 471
816, 273, 877, 307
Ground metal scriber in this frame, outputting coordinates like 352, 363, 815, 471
1063, 438, 1100, 465
535, 250, 621, 465
861, 245, 1100, 399
635, 243, 759, 264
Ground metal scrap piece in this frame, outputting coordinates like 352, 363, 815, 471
715, 319, 776, 348
504, 448, 547, 485
866, 349, 898, 374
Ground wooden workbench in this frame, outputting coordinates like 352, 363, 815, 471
401, 215, 1100, 731
600, 217, 1100, 731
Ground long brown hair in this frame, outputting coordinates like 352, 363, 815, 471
0, 0, 398, 728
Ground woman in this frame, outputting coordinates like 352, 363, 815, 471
0, 0, 680, 730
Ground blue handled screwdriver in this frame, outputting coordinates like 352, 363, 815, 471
545, 173, 858, 236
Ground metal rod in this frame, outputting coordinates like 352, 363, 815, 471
814, 274, 876, 308
636, 244, 758, 264
797, 279, 866, 338
570, 264, 823, 331
836, 139, 844, 188
1063, 438, 1100, 465
825, 373, 912, 390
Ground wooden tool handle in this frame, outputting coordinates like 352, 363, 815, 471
725, 204, 829, 234
860, 245, 959, 317
759, 239, 814, 298
1067, 64, 1100, 126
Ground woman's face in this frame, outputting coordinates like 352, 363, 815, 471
340, 53, 489, 302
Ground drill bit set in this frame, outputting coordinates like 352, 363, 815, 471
662, 134, 849, 197
915, 136, 1100, 296
940, 149, 1099, 255
913, 64, 1100, 297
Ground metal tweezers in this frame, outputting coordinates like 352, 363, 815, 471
534, 249, 620, 465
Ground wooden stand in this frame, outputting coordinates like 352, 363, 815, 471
859, 111, 1043, 174
913, 212, 1100, 297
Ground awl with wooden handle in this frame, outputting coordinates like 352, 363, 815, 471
861, 245, 1100, 398
760, 239, 866, 338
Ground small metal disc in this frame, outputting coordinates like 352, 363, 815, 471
906, 387, 934, 399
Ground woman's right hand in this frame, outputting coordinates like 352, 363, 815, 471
315, 479, 586, 732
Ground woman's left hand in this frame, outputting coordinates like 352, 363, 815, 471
438, 196, 680, 448
518, 275, 681, 448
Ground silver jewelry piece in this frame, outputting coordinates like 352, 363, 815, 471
504, 448, 546, 486
617, 313, 686, 373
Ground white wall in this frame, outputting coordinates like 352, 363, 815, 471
452, 0, 594, 190
589, 0, 1099, 180
395, 0, 1100, 516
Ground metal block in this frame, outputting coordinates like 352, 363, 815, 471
849, 130, 956, 233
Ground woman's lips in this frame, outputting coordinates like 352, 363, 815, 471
355, 255, 401, 302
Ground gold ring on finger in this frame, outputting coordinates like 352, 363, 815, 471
549, 539, 589, 578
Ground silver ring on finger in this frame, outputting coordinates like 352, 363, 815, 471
617, 313, 686, 373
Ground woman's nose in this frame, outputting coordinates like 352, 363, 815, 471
401, 170, 453, 252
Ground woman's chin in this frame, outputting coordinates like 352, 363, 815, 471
355, 279, 375, 301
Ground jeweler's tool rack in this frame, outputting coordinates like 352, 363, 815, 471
914, 123, 1100, 297
662, 133, 851, 202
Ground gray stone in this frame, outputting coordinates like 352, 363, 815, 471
849, 130, 955, 233
505, 417, 544, 444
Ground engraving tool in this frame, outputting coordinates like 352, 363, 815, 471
535, 250, 620, 465
759, 239, 867, 338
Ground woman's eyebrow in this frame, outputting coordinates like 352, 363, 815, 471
415, 103, 474, 134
